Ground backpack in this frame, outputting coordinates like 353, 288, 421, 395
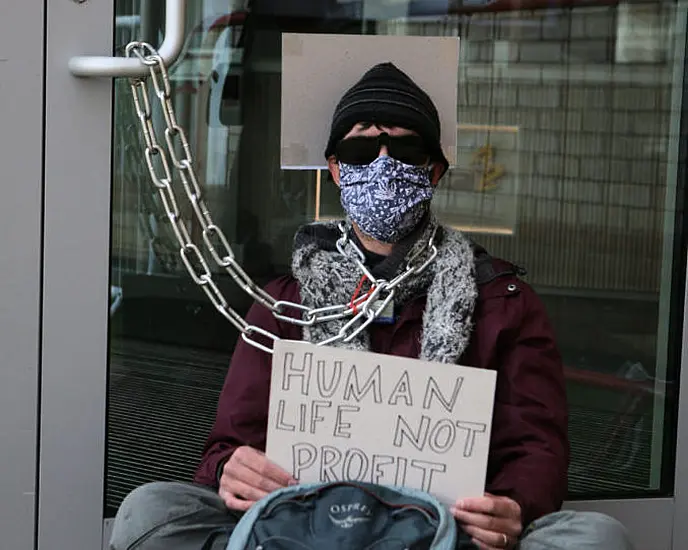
224, 481, 477, 550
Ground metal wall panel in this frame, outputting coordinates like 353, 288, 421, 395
0, 1, 45, 548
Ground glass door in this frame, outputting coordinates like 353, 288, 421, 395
39, 1, 688, 549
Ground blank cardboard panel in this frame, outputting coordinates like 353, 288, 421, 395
281, 33, 460, 170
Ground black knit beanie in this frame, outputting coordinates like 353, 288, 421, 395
324, 62, 449, 173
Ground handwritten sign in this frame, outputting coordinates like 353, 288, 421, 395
265, 340, 497, 506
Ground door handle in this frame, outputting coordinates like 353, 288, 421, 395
69, 0, 186, 78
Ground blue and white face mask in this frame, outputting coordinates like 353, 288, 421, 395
338, 155, 434, 244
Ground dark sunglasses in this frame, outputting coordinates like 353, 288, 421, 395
334, 132, 431, 166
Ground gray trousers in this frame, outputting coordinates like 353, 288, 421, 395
109, 482, 635, 550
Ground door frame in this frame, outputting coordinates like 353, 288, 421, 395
39, 1, 113, 549
36, 1, 688, 549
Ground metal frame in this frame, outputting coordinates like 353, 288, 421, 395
38, 0, 114, 548
0, 1, 45, 549
670, 21, 688, 546
671, 260, 688, 547
653, 1, 688, 490
30, 1, 688, 549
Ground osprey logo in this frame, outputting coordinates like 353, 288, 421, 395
328, 503, 373, 529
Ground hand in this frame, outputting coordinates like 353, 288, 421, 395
451, 493, 522, 550
219, 446, 297, 511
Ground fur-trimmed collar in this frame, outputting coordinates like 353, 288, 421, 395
291, 217, 477, 364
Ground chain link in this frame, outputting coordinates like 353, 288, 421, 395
124, 41, 438, 353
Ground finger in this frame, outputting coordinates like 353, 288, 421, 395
451, 508, 509, 534
224, 476, 270, 504
456, 496, 516, 519
237, 451, 296, 487
452, 508, 521, 538
233, 447, 295, 485
455, 497, 499, 515
230, 460, 284, 494
223, 494, 254, 512
461, 524, 507, 549
218, 487, 254, 512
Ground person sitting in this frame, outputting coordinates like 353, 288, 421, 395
109, 62, 634, 550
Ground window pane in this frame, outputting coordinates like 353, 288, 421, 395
441, 2, 681, 498
107, 0, 683, 516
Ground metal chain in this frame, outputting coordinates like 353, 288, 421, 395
124, 41, 438, 353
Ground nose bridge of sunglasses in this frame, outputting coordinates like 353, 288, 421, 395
376, 132, 391, 156
376, 132, 391, 146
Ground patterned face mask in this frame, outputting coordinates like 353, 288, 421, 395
338, 155, 434, 244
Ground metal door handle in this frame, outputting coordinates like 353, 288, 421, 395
69, 0, 186, 77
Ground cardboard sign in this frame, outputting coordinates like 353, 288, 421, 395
280, 33, 459, 170
266, 340, 497, 506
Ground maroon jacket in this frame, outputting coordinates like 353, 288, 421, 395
194, 255, 569, 528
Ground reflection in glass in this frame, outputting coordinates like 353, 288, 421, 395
107, 0, 683, 516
